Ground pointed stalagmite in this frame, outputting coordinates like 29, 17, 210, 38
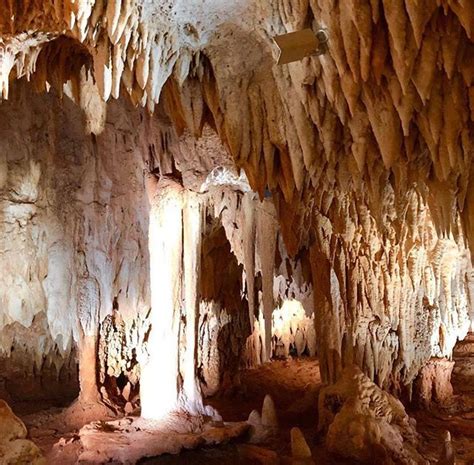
261, 394, 278, 428
438, 431, 455, 465
247, 395, 279, 445
248, 409, 262, 427
290, 427, 312, 459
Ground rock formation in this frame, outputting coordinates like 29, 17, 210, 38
414, 358, 455, 408
290, 427, 314, 465
0, 0, 473, 463
438, 431, 456, 465
0, 400, 45, 464
319, 366, 426, 464
248, 394, 279, 445
0, 0, 472, 399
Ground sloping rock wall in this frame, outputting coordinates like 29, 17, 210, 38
0, 83, 151, 401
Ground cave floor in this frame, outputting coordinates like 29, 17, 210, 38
146, 357, 349, 465
206, 349, 474, 465
14, 340, 474, 464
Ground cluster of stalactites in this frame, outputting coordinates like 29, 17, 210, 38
1, 1, 474, 242
1, 1, 473, 393
150, 1, 474, 258
308, 183, 472, 388
0, 0, 189, 111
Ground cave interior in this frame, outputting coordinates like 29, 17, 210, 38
1, 1, 474, 464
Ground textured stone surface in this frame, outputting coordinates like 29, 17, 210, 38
0, 400, 45, 465
0, 84, 151, 401
414, 358, 455, 408
49, 415, 248, 464
0, 82, 319, 408
319, 366, 426, 464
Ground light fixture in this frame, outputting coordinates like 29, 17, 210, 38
273, 28, 328, 65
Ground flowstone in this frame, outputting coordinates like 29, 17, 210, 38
319, 366, 426, 464
51, 413, 249, 464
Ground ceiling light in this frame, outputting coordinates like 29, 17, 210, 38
273, 28, 328, 65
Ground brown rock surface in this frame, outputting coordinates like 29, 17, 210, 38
319, 366, 426, 464
0, 400, 45, 465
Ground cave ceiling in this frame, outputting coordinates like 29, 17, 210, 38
0, 1, 472, 252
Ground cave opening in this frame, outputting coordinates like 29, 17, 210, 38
1, 2, 474, 465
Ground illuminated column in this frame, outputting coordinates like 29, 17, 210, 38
181, 192, 204, 413
141, 178, 184, 419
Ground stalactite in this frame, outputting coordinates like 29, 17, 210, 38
242, 193, 257, 331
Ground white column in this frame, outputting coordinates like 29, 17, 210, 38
141, 179, 184, 420
181, 193, 204, 413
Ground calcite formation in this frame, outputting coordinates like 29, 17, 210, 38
272, 300, 316, 359
319, 366, 426, 464
247, 394, 279, 445
0, 85, 151, 401
414, 357, 455, 407
0, 1, 473, 463
0, 83, 317, 410
290, 427, 314, 465
0, 400, 45, 464
438, 431, 456, 465
50, 414, 249, 464
3, 0, 471, 391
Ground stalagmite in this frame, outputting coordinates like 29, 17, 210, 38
319, 366, 427, 464
261, 394, 278, 428
248, 394, 279, 444
438, 431, 455, 465
291, 427, 314, 465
